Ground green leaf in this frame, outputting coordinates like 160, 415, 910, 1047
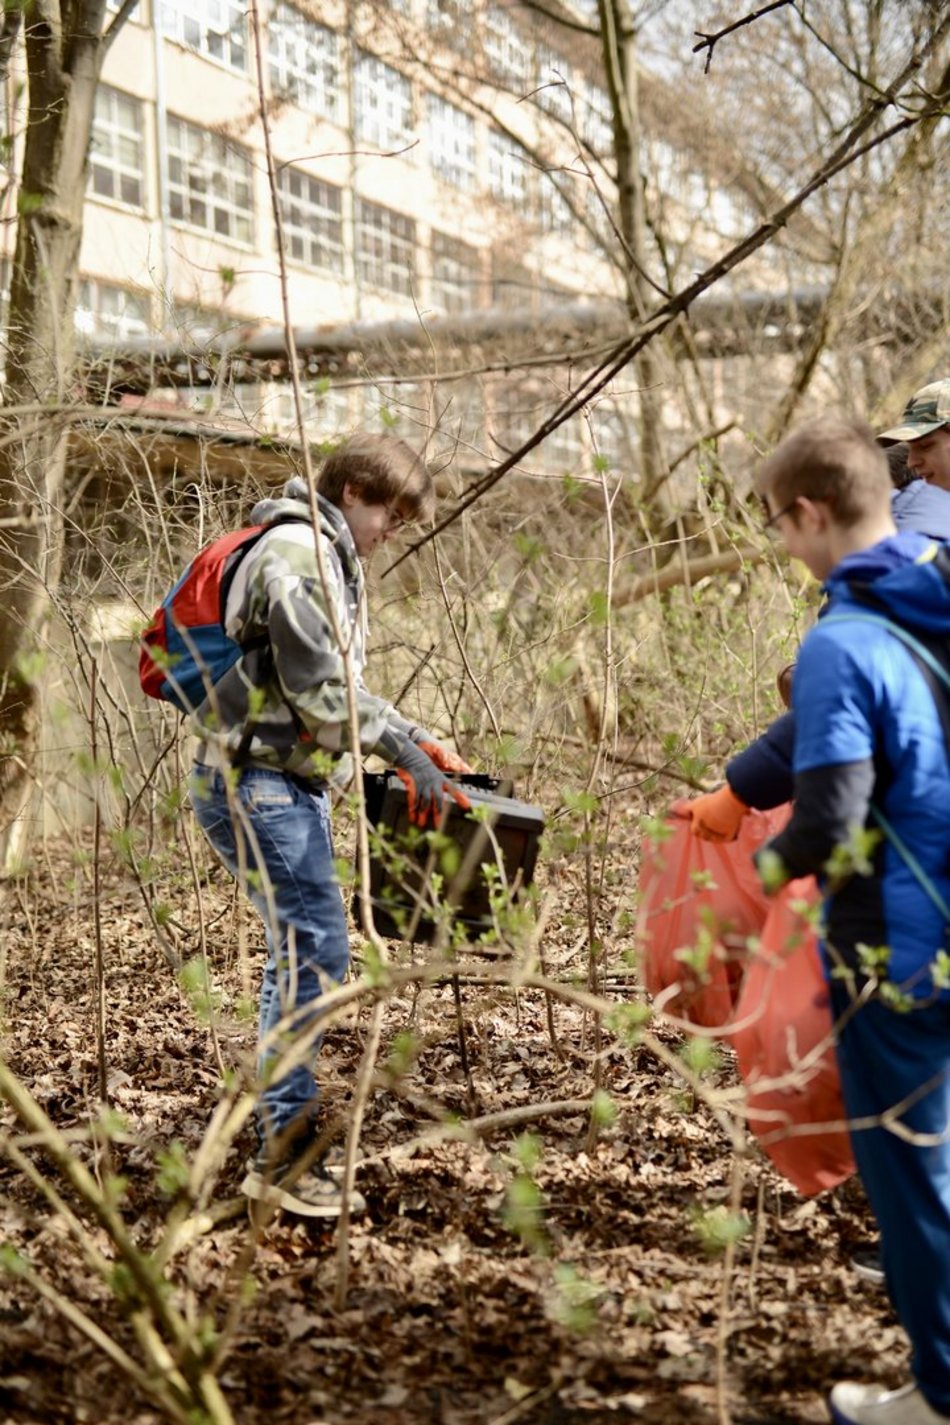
679, 1036, 723, 1077
0, 1243, 29, 1275
589, 1089, 617, 1127
588, 589, 609, 627
690, 1204, 751, 1255
156, 1141, 191, 1197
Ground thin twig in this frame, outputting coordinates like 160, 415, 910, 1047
693, 0, 794, 74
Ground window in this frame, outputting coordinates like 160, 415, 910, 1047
161, 0, 247, 70
491, 376, 542, 452
484, 6, 529, 90
583, 83, 613, 156
538, 173, 573, 233
589, 397, 632, 471
166, 116, 253, 244
535, 46, 573, 123
368, 381, 427, 443
545, 411, 586, 471
168, 302, 248, 345
355, 198, 415, 295
273, 382, 352, 439
353, 52, 413, 152
90, 86, 145, 209
75, 280, 151, 340
494, 377, 585, 469
268, 4, 341, 122
430, 232, 482, 314
276, 167, 344, 273
426, 0, 474, 50
488, 131, 531, 207
426, 96, 476, 191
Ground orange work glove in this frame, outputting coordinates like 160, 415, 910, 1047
414, 739, 475, 776
670, 785, 749, 842
393, 739, 472, 830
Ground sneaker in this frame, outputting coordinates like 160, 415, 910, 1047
242, 1154, 366, 1219
830, 1382, 949, 1423
850, 1246, 885, 1286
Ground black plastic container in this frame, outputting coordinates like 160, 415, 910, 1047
353, 771, 545, 943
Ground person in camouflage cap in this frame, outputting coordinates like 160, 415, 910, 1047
188, 432, 473, 1218
878, 378, 950, 491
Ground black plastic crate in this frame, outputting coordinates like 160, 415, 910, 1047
353, 771, 545, 943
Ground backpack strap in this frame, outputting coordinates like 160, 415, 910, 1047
822, 607, 950, 750
220, 512, 311, 763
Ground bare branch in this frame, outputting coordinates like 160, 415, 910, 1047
104, 0, 151, 46
693, 0, 795, 75
516, 0, 601, 38
387, 40, 948, 572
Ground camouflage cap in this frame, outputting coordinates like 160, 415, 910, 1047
878, 379, 950, 444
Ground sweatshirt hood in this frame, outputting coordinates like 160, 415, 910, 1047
250, 478, 360, 574
825, 531, 950, 636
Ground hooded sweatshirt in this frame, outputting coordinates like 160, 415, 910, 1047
191, 479, 410, 783
762, 531, 950, 996
727, 487, 950, 809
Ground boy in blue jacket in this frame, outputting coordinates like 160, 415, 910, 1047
754, 415, 950, 1424
675, 422, 950, 842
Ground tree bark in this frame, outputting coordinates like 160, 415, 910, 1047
597, 0, 670, 530
0, 0, 109, 864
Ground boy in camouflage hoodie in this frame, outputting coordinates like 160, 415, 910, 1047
189, 433, 471, 1217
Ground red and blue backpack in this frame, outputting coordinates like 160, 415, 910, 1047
139, 524, 273, 713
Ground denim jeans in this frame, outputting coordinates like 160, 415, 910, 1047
189, 763, 350, 1145
830, 981, 950, 1414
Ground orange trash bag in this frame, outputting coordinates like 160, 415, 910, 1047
636, 807, 791, 1028
728, 882, 855, 1196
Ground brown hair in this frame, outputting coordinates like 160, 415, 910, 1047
318, 433, 435, 522
757, 416, 890, 528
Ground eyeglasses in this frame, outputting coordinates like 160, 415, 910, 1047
760, 496, 799, 531
385, 505, 410, 531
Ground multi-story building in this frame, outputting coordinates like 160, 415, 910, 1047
0, 0, 639, 467
1, 0, 799, 482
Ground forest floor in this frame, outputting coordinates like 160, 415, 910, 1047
0, 813, 906, 1425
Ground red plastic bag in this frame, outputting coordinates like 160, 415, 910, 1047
636, 807, 790, 1028
728, 882, 855, 1196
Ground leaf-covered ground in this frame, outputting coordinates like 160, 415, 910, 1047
0, 825, 907, 1425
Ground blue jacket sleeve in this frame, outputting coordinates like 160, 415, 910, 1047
725, 712, 797, 809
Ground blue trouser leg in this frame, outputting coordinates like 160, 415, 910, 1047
830, 981, 950, 1415
189, 763, 350, 1144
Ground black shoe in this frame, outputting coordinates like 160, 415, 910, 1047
850, 1246, 885, 1286
242, 1152, 366, 1219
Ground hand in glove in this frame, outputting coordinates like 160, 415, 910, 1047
671, 785, 749, 842
409, 727, 475, 776
394, 738, 472, 829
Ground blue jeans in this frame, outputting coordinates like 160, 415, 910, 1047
189, 763, 350, 1146
830, 981, 950, 1414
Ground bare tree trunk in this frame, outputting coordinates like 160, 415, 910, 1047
598, 0, 669, 529
0, 0, 108, 864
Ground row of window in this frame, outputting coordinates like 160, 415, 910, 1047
156, 0, 611, 152
92, 75, 583, 223
159, 373, 627, 476
68, 228, 568, 351
90, 92, 580, 281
